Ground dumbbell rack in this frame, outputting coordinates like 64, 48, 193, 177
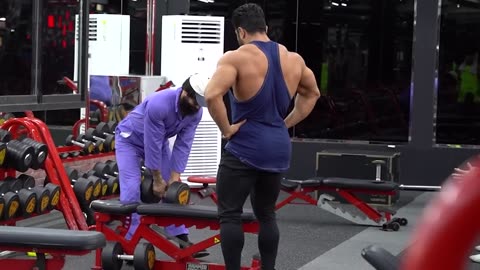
0, 117, 89, 231
57, 145, 115, 163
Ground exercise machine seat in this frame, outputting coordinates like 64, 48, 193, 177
361, 245, 399, 270
281, 177, 324, 190
90, 199, 139, 215
323, 178, 399, 191
0, 226, 106, 251
137, 203, 257, 222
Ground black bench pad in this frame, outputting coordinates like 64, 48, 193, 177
137, 204, 257, 222
0, 226, 106, 251
90, 199, 139, 215
361, 245, 399, 270
323, 178, 399, 191
281, 177, 324, 190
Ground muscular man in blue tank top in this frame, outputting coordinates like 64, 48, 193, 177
205, 3, 321, 270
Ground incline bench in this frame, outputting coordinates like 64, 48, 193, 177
186, 176, 407, 231
0, 226, 105, 270
278, 177, 407, 230
91, 200, 260, 270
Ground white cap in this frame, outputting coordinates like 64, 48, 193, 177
189, 73, 210, 107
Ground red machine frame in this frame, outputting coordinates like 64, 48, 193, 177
92, 210, 261, 270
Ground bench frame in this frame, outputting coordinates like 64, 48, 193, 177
92, 210, 260, 270
276, 185, 396, 223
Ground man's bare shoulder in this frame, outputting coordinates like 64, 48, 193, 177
218, 50, 243, 65
276, 44, 303, 63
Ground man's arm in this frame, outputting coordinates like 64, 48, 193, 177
205, 52, 238, 137
284, 56, 321, 128
144, 104, 167, 187
169, 110, 203, 183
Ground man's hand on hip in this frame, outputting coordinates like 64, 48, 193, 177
223, 119, 247, 140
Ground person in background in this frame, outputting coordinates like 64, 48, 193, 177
114, 74, 211, 258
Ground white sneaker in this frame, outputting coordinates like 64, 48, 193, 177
470, 254, 480, 263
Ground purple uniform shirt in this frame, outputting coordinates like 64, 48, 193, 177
115, 87, 202, 239
116, 88, 202, 176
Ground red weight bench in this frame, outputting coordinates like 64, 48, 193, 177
0, 226, 105, 270
91, 200, 261, 270
186, 176, 406, 230
278, 177, 408, 230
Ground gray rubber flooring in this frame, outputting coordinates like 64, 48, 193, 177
8, 190, 479, 269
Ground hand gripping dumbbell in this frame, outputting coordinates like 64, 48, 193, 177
102, 242, 156, 270
1, 176, 37, 217
65, 134, 95, 155
17, 174, 51, 214
76, 134, 105, 153
85, 128, 115, 152
59, 167, 95, 204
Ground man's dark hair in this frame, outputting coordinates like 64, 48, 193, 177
182, 77, 196, 98
232, 3, 267, 34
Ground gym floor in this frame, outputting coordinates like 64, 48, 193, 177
15, 190, 479, 269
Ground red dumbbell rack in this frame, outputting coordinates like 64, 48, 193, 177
0, 117, 88, 230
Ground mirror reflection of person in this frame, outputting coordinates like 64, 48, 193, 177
89, 75, 113, 110
457, 53, 479, 103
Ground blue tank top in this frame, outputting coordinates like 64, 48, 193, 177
225, 41, 293, 173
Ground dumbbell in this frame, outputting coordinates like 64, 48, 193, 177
95, 121, 117, 137
0, 129, 11, 142
1, 177, 37, 217
76, 134, 105, 153
102, 242, 155, 270
85, 128, 115, 152
5, 143, 34, 172
59, 151, 81, 159
82, 170, 116, 197
60, 167, 95, 204
0, 182, 17, 220
0, 129, 35, 172
65, 135, 95, 155
19, 138, 48, 169
17, 174, 51, 214
65, 166, 102, 202
89, 163, 120, 196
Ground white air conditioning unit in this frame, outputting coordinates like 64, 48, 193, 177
162, 15, 225, 181
74, 14, 130, 79
74, 14, 130, 133
160, 15, 224, 86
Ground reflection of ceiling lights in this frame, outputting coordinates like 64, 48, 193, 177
332, 1, 347, 7
198, 0, 214, 3
0, 18, 5, 22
